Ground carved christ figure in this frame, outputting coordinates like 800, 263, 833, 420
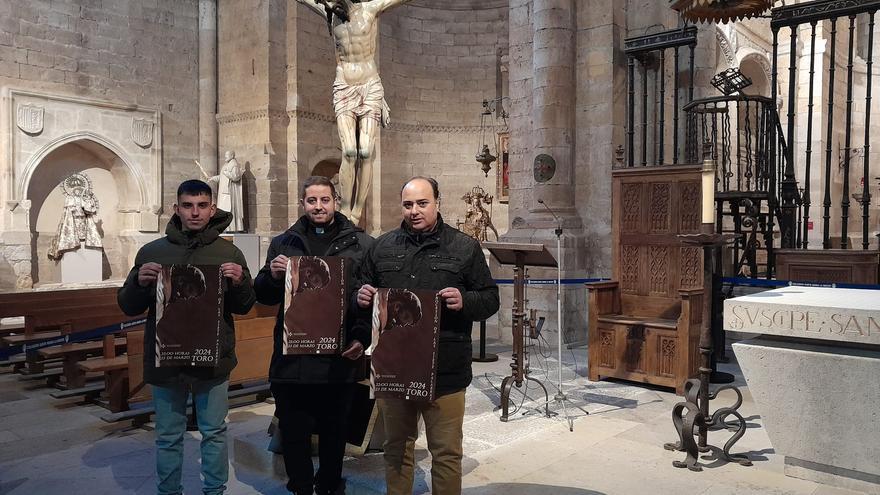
297, 0, 412, 225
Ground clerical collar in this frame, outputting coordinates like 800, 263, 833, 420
310, 219, 337, 236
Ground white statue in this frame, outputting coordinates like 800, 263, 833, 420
198, 150, 245, 232
297, 0, 413, 225
48, 173, 102, 260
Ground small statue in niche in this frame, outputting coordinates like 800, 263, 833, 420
458, 186, 499, 242
198, 150, 245, 232
48, 173, 102, 260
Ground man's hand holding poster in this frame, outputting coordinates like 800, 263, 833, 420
155, 264, 223, 367
283, 256, 348, 355
368, 288, 441, 401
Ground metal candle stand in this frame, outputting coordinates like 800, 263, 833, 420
664, 228, 752, 471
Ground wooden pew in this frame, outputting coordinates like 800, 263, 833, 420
96, 304, 276, 421
39, 337, 127, 389
0, 287, 132, 374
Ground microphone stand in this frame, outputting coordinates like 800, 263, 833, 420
536, 199, 588, 431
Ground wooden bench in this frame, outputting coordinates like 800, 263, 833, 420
0, 287, 130, 374
78, 355, 129, 413
95, 304, 277, 418
587, 165, 704, 395
39, 337, 127, 389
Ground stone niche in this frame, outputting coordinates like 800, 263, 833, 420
0, 89, 163, 289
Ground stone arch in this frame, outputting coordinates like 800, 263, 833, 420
737, 50, 774, 97
18, 131, 148, 208
25, 137, 143, 285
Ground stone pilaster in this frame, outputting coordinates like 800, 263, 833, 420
199, 0, 218, 174
501, 0, 586, 346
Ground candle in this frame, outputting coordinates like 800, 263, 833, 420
701, 154, 715, 224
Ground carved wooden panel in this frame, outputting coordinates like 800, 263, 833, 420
621, 183, 642, 232
649, 182, 671, 233
598, 329, 616, 368
776, 249, 879, 285
624, 326, 646, 373
679, 246, 701, 289
649, 245, 669, 295
620, 245, 640, 294
679, 181, 700, 232
658, 335, 677, 378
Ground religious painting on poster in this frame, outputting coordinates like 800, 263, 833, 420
283, 256, 348, 355
155, 264, 223, 367
368, 288, 441, 401
496, 132, 509, 203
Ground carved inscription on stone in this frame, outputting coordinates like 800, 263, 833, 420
724, 287, 880, 346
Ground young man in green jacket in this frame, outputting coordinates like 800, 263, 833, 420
117, 179, 256, 495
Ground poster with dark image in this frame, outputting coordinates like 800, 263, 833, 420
155, 264, 223, 367
368, 288, 440, 401
283, 256, 348, 355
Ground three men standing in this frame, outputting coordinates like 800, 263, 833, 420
119, 174, 498, 495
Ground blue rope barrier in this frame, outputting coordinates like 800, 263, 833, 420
0, 318, 147, 361
493, 277, 610, 285
722, 277, 880, 291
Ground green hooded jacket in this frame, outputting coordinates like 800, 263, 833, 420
117, 210, 256, 385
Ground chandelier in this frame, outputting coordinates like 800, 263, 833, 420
670, 0, 772, 23
475, 98, 508, 177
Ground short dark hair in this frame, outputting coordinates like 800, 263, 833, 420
177, 179, 212, 200
400, 176, 440, 200
300, 176, 338, 200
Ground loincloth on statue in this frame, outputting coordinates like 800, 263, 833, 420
332, 76, 391, 127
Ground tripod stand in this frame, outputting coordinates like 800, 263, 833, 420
534, 199, 588, 431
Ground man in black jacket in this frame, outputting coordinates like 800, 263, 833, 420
356, 176, 499, 495
118, 180, 256, 495
254, 176, 374, 495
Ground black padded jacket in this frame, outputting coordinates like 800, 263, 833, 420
254, 212, 374, 384
356, 216, 499, 396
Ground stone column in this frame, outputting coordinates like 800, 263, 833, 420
199, 0, 218, 174
531, 0, 576, 212
501, 0, 586, 346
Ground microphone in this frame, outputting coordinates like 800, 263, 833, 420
537, 198, 563, 235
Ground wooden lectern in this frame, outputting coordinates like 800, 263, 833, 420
483, 242, 557, 422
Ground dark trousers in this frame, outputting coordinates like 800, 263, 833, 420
271, 382, 355, 495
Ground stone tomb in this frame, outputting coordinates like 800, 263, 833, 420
723, 286, 880, 492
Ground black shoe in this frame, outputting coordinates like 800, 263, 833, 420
315, 478, 345, 495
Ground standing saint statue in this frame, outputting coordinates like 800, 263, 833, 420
198, 150, 245, 232
459, 186, 499, 242
297, 0, 413, 225
48, 173, 103, 260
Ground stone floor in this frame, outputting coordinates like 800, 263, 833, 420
0, 338, 871, 495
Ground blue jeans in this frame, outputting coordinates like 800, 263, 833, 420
152, 379, 229, 495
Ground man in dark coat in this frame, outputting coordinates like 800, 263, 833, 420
118, 179, 256, 495
254, 175, 373, 495
355, 176, 499, 495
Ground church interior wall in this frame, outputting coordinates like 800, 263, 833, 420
0, 0, 201, 289
376, 3, 509, 234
